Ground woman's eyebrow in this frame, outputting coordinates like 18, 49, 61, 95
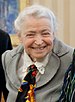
27, 31, 36, 33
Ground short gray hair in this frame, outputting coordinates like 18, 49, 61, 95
14, 4, 57, 34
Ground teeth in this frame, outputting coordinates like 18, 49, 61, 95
36, 47, 44, 50
39, 47, 44, 50
32, 46, 46, 50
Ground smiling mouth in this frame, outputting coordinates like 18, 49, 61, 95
31, 46, 46, 50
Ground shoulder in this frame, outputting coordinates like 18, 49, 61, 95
2, 44, 23, 58
53, 37, 74, 57
2, 44, 24, 69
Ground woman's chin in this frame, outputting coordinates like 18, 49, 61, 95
31, 53, 47, 61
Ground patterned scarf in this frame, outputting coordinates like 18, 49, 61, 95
57, 49, 75, 102
16, 64, 37, 102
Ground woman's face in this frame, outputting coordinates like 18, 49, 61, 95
19, 16, 54, 61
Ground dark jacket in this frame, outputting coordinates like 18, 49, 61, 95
0, 29, 12, 101
58, 49, 75, 102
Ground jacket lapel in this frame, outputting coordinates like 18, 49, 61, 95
36, 52, 60, 88
6, 45, 24, 89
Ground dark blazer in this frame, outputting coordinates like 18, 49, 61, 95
0, 29, 12, 101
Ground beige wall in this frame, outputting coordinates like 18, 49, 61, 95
30, 0, 75, 47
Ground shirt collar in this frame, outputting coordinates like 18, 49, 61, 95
24, 50, 50, 74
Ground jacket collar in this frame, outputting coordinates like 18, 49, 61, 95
6, 49, 61, 89
36, 52, 60, 88
53, 37, 70, 56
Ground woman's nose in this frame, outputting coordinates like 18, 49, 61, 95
34, 35, 43, 45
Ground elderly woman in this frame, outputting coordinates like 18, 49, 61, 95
2, 4, 74, 102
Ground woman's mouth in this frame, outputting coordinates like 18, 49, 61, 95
31, 46, 46, 50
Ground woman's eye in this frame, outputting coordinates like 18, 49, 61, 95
26, 34, 34, 37
42, 32, 51, 36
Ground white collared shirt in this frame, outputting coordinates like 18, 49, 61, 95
17, 50, 50, 82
